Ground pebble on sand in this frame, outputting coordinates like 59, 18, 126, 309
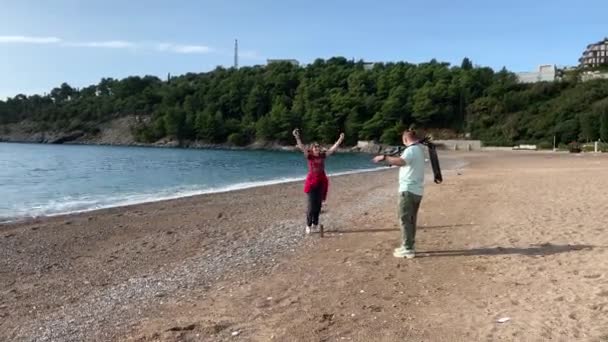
497, 317, 510, 323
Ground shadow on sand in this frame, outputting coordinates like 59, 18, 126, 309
418, 243, 594, 258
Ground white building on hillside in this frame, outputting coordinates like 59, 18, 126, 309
363, 62, 377, 71
580, 37, 608, 68
516, 64, 557, 83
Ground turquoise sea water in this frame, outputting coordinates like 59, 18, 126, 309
0, 143, 382, 222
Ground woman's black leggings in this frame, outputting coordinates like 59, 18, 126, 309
306, 185, 323, 226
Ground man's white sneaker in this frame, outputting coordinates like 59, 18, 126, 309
393, 248, 415, 259
305, 226, 312, 234
394, 246, 407, 254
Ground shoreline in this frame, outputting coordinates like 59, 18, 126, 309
0, 160, 465, 228
0, 165, 389, 226
1, 148, 466, 226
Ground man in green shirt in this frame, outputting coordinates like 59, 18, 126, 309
373, 130, 425, 259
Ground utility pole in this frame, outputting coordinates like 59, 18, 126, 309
234, 39, 238, 69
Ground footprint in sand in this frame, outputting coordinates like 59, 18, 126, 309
591, 303, 608, 313
584, 274, 602, 279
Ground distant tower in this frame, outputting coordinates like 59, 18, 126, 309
234, 39, 239, 69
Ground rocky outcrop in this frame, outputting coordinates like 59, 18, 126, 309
85, 116, 138, 145
350, 140, 396, 154
49, 131, 85, 144
0, 116, 138, 146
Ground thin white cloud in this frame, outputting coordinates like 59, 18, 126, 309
174, 45, 212, 54
156, 43, 172, 51
157, 43, 212, 54
0, 34, 253, 57
65, 40, 135, 49
0, 35, 62, 44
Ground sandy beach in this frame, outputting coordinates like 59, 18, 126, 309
1, 151, 608, 341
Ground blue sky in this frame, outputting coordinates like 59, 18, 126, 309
1, 0, 606, 99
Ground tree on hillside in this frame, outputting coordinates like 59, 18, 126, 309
595, 99, 608, 141
163, 108, 187, 140
579, 112, 599, 142
461, 57, 473, 71
196, 109, 225, 143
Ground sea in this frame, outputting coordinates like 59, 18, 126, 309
0, 143, 385, 222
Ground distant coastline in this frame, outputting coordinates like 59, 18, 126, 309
0, 116, 384, 154
0, 138, 371, 154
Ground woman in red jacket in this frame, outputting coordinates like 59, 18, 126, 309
292, 128, 345, 234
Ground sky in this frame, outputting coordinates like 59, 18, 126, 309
0, 0, 606, 99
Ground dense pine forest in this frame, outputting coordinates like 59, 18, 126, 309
2, 57, 608, 147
